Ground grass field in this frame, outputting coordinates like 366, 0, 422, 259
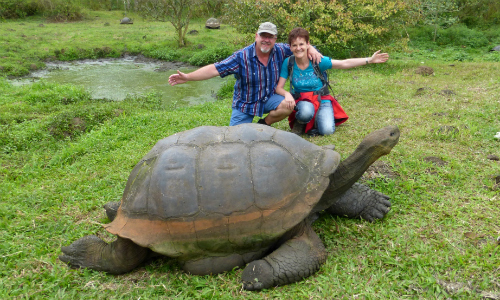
1, 12, 500, 299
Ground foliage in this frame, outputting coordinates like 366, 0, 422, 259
0, 0, 39, 19
456, 0, 500, 27
187, 44, 234, 66
197, 0, 227, 17
0, 15, 243, 77
224, 0, 410, 57
38, 0, 85, 22
78, 0, 126, 10
405, 0, 459, 42
144, 48, 181, 61
136, 0, 199, 47
0, 0, 84, 21
216, 77, 235, 100
407, 24, 489, 48
22, 81, 90, 105
54, 47, 121, 61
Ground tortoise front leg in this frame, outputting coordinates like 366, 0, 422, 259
60, 235, 149, 274
241, 222, 327, 291
326, 182, 391, 222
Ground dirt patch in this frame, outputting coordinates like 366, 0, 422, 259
439, 89, 456, 96
71, 117, 86, 132
433, 112, 449, 117
487, 154, 499, 161
423, 156, 448, 166
415, 66, 434, 76
431, 125, 459, 135
414, 87, 434, 97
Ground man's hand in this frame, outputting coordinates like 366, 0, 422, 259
370, 50, 389, 64
307, 45, 323, 64
168, 70, 188, 86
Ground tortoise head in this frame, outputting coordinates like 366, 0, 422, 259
358, 125, 400, 162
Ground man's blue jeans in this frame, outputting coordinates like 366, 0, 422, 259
295, 100, 335, 135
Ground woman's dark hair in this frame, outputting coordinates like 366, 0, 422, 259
288, 27, 310, 45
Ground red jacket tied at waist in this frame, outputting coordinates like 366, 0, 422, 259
288, 92, 349, 133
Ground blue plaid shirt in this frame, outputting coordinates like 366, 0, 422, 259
215, 43, 292, 117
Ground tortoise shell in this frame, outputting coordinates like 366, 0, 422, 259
205, 18, 220, 29
120, 17, 133, 24
105, 124, 340, 261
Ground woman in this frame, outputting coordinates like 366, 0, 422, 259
276, 27, 389, 135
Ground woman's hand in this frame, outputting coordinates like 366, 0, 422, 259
283, 92, 296, 111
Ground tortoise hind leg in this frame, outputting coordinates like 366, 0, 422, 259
326, 182, 391, 222
60, 235, 149, 274
241, 222, 327, 291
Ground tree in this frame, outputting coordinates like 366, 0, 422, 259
406, 0, 459, 41
225, 0, 410, 57
201, 0, 226, 17
136, 0, 197, 47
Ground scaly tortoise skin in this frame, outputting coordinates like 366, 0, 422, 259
60, 124, 399, 290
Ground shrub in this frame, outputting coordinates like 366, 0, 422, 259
123, 92, 163, 110
187, 45, 234, 66
143, 47, 181, 61
0, 0, 39, 19
224, 0, 409, 57
216, 78, 235, 100
457, 0, 500, 27
47, 105, 117, 140
0, 0, 84, 21
23, 81, 90, 105
407, 25, 489, 48
437, 24, 489, 47
38, 0, 84, 22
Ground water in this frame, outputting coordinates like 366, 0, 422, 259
10, 56, 229, 107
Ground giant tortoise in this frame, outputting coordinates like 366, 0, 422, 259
205, 18, 220, 29
60, 124, 399, 290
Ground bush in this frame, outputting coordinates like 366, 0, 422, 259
216, 78, 235, 100
437, 24, 489, 47
38, 0, 84, 22
47, 105, 117, 140
457, 0, 500, 27
408, 25, 489, 48
188, 45, 234, 66
0, 0, 39, 19
143, 47, 181, 61
23, 81, 90, 105
53, 47, 120, 61
0, 0, 84, 21
224, 0, 409, 57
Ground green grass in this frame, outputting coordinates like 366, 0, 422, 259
1, 12, 500, 299
0, 11, 249, 77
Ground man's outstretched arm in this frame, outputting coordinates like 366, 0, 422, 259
168, 64, 220, 86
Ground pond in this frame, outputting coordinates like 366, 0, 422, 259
10, 55, 229, 107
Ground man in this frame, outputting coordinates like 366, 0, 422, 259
168, 22, 322, 126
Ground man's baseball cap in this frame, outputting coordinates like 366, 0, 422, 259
257, 22, 278, 36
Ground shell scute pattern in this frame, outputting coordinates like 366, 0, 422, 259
106, 125, 340, 258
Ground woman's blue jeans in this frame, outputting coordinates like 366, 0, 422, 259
295, 100, 335, 135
